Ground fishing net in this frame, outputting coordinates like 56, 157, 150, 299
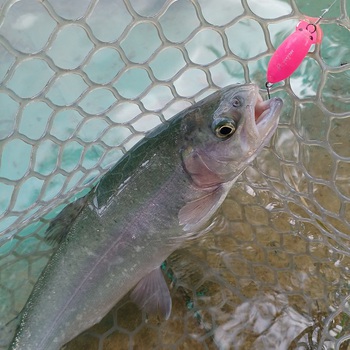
0, 0, 350, 348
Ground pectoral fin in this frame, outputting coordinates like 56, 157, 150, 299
130, 268, 172, 320
45, 195, 89, 245
179, 185, 225, 232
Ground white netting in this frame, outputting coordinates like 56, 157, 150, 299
0, 0, 350, 349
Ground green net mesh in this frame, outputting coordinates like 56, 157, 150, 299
1, 0, 350, 348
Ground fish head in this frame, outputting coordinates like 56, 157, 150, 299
181, 84, 283, 188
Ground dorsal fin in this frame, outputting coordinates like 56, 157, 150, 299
45, 195, 89, 245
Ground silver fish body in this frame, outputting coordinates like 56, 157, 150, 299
10, 84, 283, 350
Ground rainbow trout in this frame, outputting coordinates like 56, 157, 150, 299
10, 84, 282, 350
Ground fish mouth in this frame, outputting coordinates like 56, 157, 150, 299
236, 85, 283, 159
255, 94, 273, 123
252, 89, 283, 138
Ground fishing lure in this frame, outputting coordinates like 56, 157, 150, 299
266, 0, 339, 98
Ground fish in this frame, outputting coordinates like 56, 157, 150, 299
9, 83, 283, 350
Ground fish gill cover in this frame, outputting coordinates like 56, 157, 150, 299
0, 0, 349, 349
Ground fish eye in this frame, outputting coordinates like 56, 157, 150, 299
232, 98, 241, 108
212, 119, 237, 139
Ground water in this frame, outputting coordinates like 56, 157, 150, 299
0, 0, 350, 348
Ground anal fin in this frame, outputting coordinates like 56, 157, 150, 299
130, 268, 172, 320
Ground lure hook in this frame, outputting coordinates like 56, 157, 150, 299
265, 82, 272, 100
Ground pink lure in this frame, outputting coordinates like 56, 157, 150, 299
267, 17, 323, 84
